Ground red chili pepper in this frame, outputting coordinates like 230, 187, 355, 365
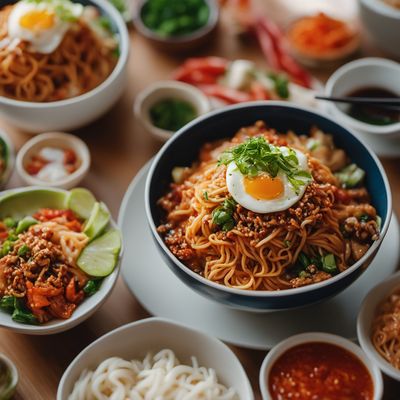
257, 18, 312, 88
173, 57, 228, 82
198, 84, 252, 104
176, 70, 220, 85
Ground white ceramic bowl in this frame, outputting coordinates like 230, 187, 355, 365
0, 354, 18, 400
134, 80, 212, 141
0, 0, 129, 133
357, 271, 400, 382
16, 132, 91, 190
0, 129, 15, 189
57, 317, 254, 399
260, 332, 383, 400
0, 187, 121, 335
359, 0, 400, 58
325, 57, 400, 138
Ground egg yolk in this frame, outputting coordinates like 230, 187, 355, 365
243, 175, 284, 200
20, 10, 55, 31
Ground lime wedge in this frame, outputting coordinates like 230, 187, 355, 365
83, 202, 110, 240
67, 188, 96, 219
77, 229, 121, 277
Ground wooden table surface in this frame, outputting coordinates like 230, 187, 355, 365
1, 3, 400, 399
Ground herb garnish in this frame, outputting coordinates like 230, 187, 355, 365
26, 0, 83, 22
218, 136, 312, 194
212, 198, 237, 231
268, 72, 289, 99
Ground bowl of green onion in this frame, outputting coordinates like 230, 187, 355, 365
133, 0, 219, 51
134, 80, 211, 141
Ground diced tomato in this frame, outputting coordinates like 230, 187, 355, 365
64, 149, 77, 165
249, 82, 271, 100
198, 84, 252, 104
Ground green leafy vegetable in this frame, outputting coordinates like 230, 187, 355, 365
268, 73, 289, 99
83, 279, 103, 296
0, 296, 37, 324
141, 0, 210, 37
150, 98, 197, 132
321, 253, 338, 274
17, 245, 30, 257
219, 136, 312, 194
0, 241, 13, 257
203, 191, 209, 201
212, 198, 237, 231
335, 164, 365, 188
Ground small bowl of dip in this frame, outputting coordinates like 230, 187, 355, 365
259, 332, 383, 400
16, 132, 91, 189
0, 354, 18, 400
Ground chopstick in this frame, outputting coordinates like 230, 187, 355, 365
315, 95, 400, 110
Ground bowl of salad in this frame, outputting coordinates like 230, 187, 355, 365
0, 187, 122, 334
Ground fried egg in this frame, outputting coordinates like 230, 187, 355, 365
226, 147, 310, 213
8, 0, 83, 54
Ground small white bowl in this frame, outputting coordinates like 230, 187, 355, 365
0, 129, 15, 189
260, 332, 383, 400
57, 317, 254, 399
0, 186, 121, 335
360, 0, 400, 58
16, 132, 91, 190
357, 271, 400, 382
325, 58, 400, 138
0, 354, 18, 400
0, 0, 129, 133
134, 80, 212, 141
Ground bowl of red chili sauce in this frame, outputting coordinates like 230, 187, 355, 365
259, 332, 383, 400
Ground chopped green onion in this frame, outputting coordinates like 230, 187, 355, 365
298, 252, 311, 269
1, 241, 13, 257
359, 214, 370, 223
321, 253, 338, 274
16, 217, 38, 235
212, 198, 237, 232
268, 73, 289, 99
203, 191, 209, 201
376, 216, 382, 230
17, 245, 30, 257
3, 217, 16, 228
83, 279, 103, 296
335, 164, 365, 188
284, 240, 291, 248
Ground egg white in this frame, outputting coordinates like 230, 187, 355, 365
8, 1, 82, 54
226, 147, 310, 214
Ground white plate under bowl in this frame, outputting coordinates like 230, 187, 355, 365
119, 163, 400, 350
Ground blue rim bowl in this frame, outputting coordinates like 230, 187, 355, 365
145, 101, 392, 312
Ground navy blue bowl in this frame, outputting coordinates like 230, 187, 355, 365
145, 102, 392, 311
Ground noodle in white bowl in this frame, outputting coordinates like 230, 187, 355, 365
68, 349, 238, 400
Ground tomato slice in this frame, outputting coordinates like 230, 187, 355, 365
198, 84, 252, 104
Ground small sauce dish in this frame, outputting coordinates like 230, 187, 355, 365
0, 354, 18, 400
259, 332, 383, 400
134, 80, 211, 141
16, 132, 90, 189
357, 271, 400, 382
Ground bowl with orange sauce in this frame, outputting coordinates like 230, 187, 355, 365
358, 271, 400, 382
260, 332, 383, 400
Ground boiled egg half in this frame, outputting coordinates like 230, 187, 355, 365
8, 0, 83, 54
226, 147, 310, 213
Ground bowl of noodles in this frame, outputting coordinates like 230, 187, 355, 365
357, 271, 400, 381
57, 317, 254, 399
0, 186, 122, 334
0, 0, 129, 132
145, 101, 391, 312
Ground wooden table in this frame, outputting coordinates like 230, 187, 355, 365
1, 4, 400, 399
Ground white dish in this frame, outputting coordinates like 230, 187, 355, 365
259, 332, 383, 400
0, 0, 129, 133
0, 187, 121, 335
16, 132, 91, 189
357, 271, 400, 381
57, 317, 254, 400
134, 80, 211, 142
119, 162, 400, 350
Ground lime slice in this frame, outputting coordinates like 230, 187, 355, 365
67, 188, 96, 219
83, 202, 110, 240
77, 229, 121, 277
